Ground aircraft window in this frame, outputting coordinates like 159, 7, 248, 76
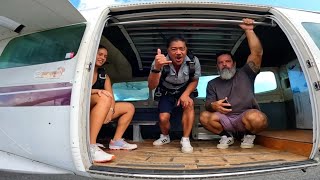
0, 24, 86, 69
112, 72, 276, 101
197, 75, 218, 98
196, 71, 277, 98
113, 81, 149, 101
302, 22, 320, 51
254, 71, 277, 93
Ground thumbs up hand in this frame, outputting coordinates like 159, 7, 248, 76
154, 48, 172, 70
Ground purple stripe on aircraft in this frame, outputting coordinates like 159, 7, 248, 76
0, 89, 71, 106
0, 82, 72, 93
0, 82, 73, 106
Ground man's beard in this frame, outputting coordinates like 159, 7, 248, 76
218, 66, 236, 80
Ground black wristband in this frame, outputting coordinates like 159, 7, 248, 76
151, 69, 161, 73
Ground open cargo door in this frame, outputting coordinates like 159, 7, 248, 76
270, 7, 320, 158
0, 0, 87, 174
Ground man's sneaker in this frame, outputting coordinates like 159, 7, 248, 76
180, 138, 193, 153
90, 144, 115, 163
217, 135, 234, 149
240, 135, 256, 148
109, 139, 138, 150
153, 134, 170, 146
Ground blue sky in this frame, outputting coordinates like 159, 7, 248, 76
70, 0, 320, 12
212, 0, 320, 12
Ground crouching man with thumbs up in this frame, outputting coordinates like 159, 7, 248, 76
147, 35, 201, 153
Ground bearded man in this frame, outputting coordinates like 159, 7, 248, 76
199, 18, 268, 149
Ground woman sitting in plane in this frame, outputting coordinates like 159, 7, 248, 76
90, 45, 137, 163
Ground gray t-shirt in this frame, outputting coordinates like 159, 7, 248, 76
151, 55, 201, 90
206, 63, 259, 114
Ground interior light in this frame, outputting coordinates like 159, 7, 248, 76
0, 16, 25, 33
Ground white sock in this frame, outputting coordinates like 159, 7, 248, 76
161, 134, 169, 137
182, 137, 189, 141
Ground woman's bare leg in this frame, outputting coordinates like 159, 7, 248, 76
90, 94, 112, 144
112, 102, 135, 140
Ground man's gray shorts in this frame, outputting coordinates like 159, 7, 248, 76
215, 110, 252, 132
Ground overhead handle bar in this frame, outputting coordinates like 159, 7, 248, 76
109, 18, 276, 27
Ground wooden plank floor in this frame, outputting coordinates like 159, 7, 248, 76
258, 130, 312, 143
95, 140, 307, 170
256, 130, 313, 156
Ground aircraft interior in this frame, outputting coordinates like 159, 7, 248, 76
89, 4, 314, 174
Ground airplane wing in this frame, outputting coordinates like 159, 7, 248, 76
0, 0, 86, 40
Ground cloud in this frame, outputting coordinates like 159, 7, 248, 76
71, 0, 320, 12
77, 0, 119, 10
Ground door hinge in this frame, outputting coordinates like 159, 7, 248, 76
313, 81, 320, 91
86, 62, 92, 72
306, 60, 314, 68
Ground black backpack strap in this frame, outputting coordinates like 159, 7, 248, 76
97, 68, 107, 88
154, 65, 173, 100
187, 51, 195, 80
160, 65, 170, 80
155, 65, 170, 94
98, 68, 106, 79
187, 51, 198, 97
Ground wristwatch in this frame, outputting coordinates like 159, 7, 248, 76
151, 69, 161, 73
